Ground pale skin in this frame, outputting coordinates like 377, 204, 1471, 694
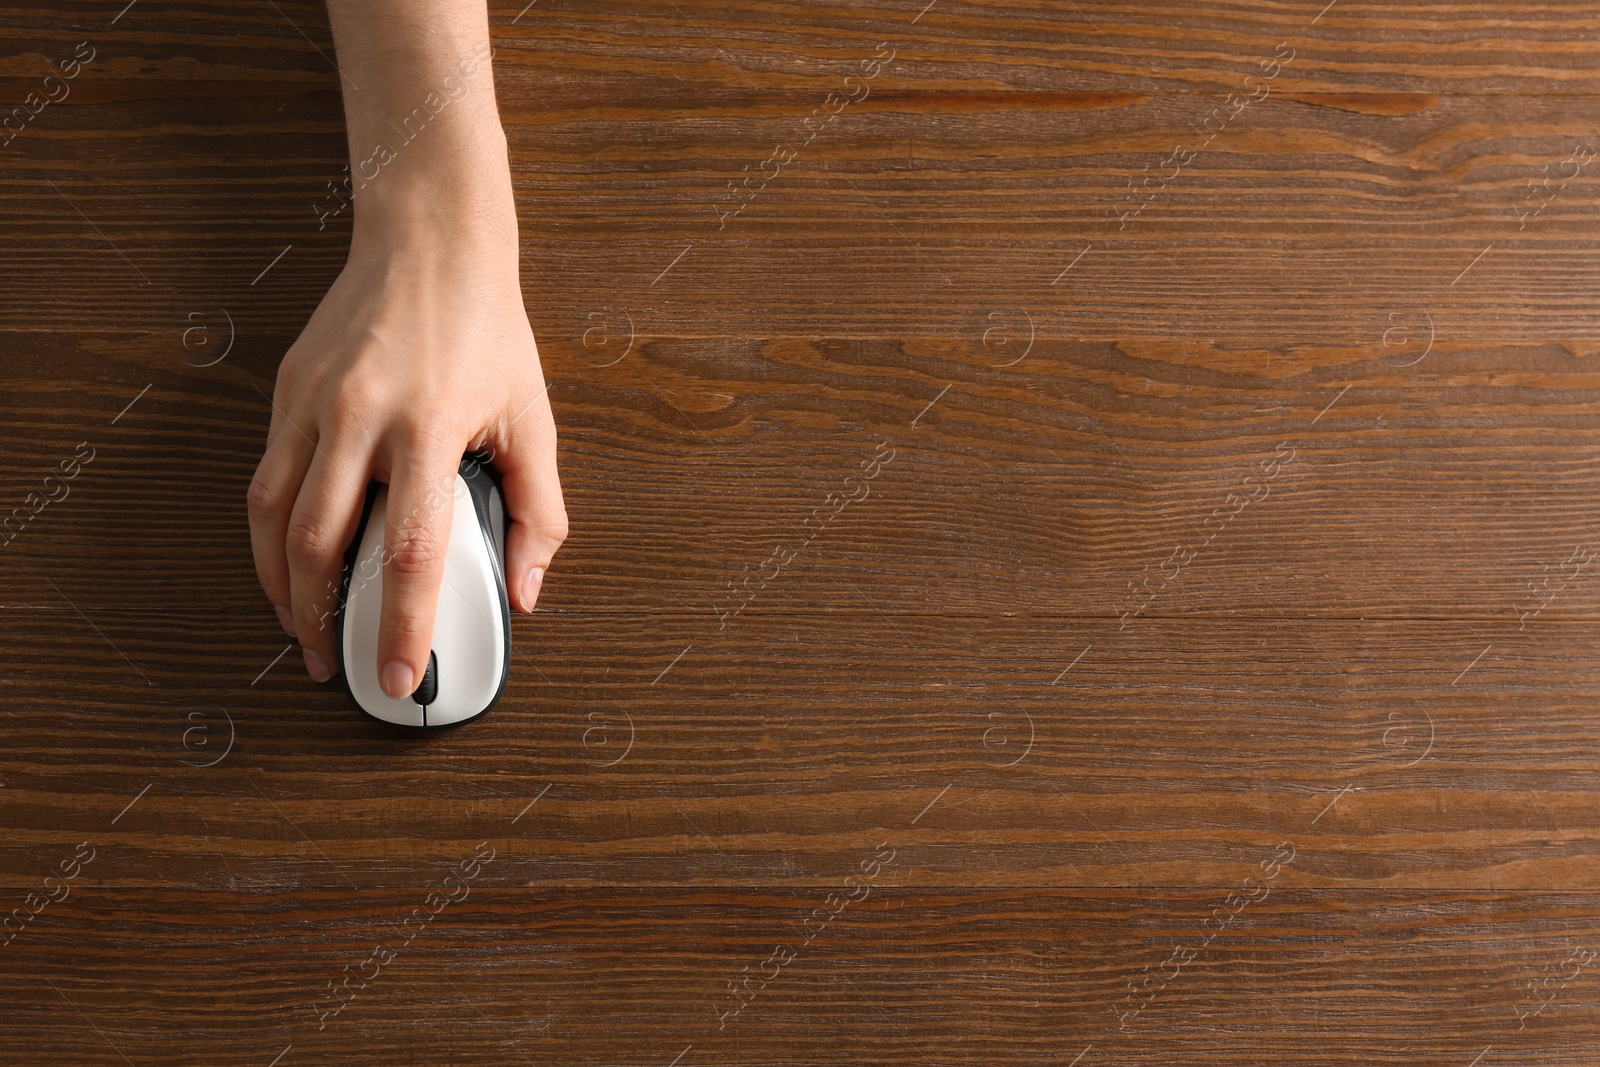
247, 0, 566, 697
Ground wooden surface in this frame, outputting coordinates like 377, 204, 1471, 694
5, 1, 1600, 1063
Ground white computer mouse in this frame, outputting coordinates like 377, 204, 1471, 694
337, 453, 510, 728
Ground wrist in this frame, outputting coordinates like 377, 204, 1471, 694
346, 129, 519, 266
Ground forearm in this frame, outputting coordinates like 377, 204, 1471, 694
325, 0, 515, 253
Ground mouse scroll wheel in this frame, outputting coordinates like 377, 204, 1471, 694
412, 650, 439, 707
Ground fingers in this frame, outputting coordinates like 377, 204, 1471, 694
491, 389, 568, 613
284, 436, 373, 683
376, 430, 463, 698
247, 428, 316, 641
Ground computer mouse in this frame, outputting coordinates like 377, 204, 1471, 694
337, 452, 510, 729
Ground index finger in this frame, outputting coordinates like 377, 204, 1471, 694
375, 442, 461, 699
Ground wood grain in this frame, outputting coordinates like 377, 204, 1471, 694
6, 888, 1600, 1065
4, 89, 1600, 341
5, 335, 1600, 622
4, 0, 1600, 1063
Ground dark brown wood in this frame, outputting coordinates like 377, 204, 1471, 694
4, 1, 1600, 1063
7, 887, 1600, 1065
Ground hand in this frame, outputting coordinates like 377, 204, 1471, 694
248, 195, 567, 695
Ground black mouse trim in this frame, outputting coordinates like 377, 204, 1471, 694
336, 480, 382, 718
457, 453, 512, 725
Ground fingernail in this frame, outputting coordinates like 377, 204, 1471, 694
381, 660, 414, 699
521, 566, 544, 613
275, 605, 296, 637
303, 647, 333, 682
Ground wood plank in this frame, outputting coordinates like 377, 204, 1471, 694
4, 335, 1600, 622
1, 606, 1597, 889
2, 887, 1599, 1064
5, 1, 1600, 95
3, 92, 1600, 340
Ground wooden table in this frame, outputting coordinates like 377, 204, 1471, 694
3, 1, 1600, 1062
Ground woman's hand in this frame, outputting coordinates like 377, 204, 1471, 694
248, 181, 566, 696
249, 0, 565, 697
